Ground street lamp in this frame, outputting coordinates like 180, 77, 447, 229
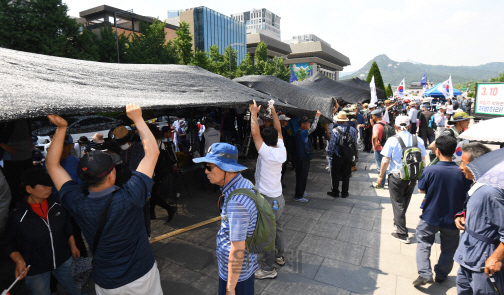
228, 43, 244, 79
113, 9, 133, 63
275, 55, 288, 77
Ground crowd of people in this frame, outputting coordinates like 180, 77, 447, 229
0, 93, 502, 295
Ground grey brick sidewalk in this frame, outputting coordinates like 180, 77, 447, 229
150, 150, 458, 295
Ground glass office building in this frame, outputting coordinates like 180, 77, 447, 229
193, 7, 246, 65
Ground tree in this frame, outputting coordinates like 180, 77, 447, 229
254, 42, 269, 75
208, 44, 224, 75
297, 68, 309, 81
190, 48, 210, 70
174, 21, 193, 65
223, 46, 238, 79
235, 53, 255, 77
366, 61, 386, 91
385, 83, 393, 97
95, 26, 129, 63
273, 57, 290, 82
125, 20, 179, 64
0, 0, 92, 59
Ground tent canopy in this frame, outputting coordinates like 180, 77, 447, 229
0, 48, 299, 122
424, 83, 463, 98
339, 77, 386, 101
233, 75, 335, 122
293, 72, 372, 104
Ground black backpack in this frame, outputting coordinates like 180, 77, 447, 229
336, 126, 356, 158
377, 122, 396, 145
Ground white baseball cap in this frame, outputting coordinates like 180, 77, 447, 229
278, 114, 291, 121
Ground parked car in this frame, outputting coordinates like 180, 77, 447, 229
32, 115, 120, 136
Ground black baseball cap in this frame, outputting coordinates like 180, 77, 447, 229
298, 116, 314, 124
77, 150, 115, 180
21, 168, 54, 189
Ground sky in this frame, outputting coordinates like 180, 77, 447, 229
65, 0, 504, 72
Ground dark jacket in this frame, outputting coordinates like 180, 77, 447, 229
3, 194, 73, 276
295, 130, 313, 160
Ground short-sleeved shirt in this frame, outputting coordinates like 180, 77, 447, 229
326, 124, 358, 158
418, 161, 472, 229
380, 131, 427, 174
255, 139, 286, 198
217, 174, 258, 282
58, 172, 155, 289
455, 184, 504, 272
372, 121, 386, 151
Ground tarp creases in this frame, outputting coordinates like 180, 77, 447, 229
293, 72, 373, 104
339, 77, 386, 101
0, 48, 298, 122
233, 75, 335, 122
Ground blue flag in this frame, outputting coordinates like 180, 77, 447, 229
421, 72, 427, 85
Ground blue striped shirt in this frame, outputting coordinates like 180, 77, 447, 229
326, 123, 358, 158
217, 174, 258, 282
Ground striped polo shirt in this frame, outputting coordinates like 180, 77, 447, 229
217, 173, 258, 282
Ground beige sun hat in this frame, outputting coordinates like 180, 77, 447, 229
333, 111, 349, 122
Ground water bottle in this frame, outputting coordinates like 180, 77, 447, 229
272, 200, 279, 211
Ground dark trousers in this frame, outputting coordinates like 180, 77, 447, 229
388, 174, 417, 235
4, 159, 33, 210
295, 158, 310, 198
149, 175, 173, 215
409, 124, 417, 135
310, 133, 324, 150
364, 127, 373, 152
71, 217, 87, 258
218, 275, 254, 295
330, 156, 352, 196
419, 128, 435, 148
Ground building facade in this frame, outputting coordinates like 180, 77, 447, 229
231, 9, 281, 41
78, 5, 178, 43
168, 7, 246, 64
282, 35, 350, 82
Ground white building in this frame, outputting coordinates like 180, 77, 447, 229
231, 8, 281, 40
283, 34, 331, 47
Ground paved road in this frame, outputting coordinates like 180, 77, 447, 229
148, 150, 458, 295
0, 150, 458, 294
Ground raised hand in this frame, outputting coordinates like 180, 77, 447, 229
249, 100, 261, 114
47, 115, 68, 128
126, 103, 143, 122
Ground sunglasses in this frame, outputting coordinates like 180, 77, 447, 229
205, 165, 216, 172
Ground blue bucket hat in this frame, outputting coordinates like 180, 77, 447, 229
193, 143, 247, 172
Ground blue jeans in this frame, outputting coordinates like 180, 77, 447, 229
218, 275, 254, 295
24, 257, 80, 295
374, 151, 385, 187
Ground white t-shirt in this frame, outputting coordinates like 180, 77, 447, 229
203, 127, 221, 155
255, 139, 287, 198
446, 105, 454, 114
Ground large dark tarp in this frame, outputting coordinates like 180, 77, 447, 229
233, 75, 335, 122
0, 48, 299, 122
339, 77, 386, 101
293, 72, 372, 104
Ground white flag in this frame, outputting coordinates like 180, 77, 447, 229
448, 75, 454, 98
438, 78, 450, 100
397, 79, 406, 97
383, 109, 390, 123
370, 76, 378, 104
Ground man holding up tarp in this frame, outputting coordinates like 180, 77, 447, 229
45, 104, 163, 295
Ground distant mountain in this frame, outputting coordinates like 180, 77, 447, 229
339, 71, 355, 78
348, 54, 504, 86
406, 59, 421, 64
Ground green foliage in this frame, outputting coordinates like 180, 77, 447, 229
366, 61, 386, 90
0, 0, 92, 59
273, 57, 290, 82
297, 68, 309, 81
385, 83, 393, 97
73, 27, 100, 61
468, 92, 475, 97
208, 44, 225, 75
190, 48, 210, 71
174, 21, 193, 65
235, 53, 255, 77
489, 72, 504, 82
223, 46, 238, 79
96, 26, 128, 63
125, 20, 179, 64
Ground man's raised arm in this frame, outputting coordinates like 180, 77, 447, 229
127, 104, 160, 178
269, 105, 283, 140
45, 115, 72, 191
249, 100, 263, 151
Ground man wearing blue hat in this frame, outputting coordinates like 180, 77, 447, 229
193, 143, 258, 295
